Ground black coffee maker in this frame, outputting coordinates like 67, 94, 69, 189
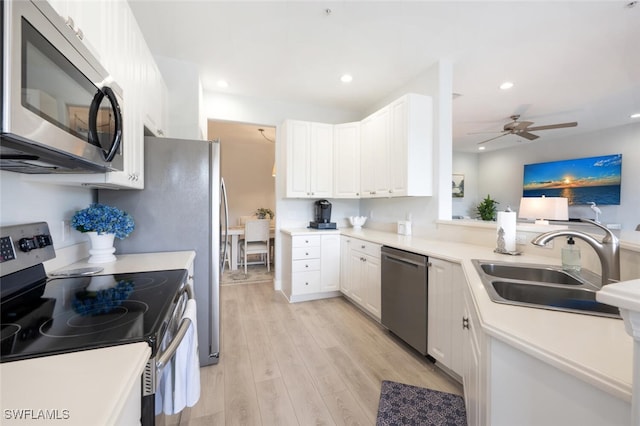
309, 199, 336, 229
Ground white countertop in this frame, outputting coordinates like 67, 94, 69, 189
0, 343, 150, 426
1, 251, 196, 425
335, 228, 633, 402
50, 250, 196, 275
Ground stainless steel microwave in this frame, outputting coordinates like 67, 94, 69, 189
1, 0, 123, 174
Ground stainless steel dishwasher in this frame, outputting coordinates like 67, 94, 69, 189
381, 246, 429, 355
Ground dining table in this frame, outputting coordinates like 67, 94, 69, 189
226, 225, 276, 271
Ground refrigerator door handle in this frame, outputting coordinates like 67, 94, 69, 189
220, 177, 229, 274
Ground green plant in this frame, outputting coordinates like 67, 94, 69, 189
476, 195, 499, 221
255, 208, 274, 219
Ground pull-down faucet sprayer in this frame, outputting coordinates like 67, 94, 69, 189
531, 218, 620, 286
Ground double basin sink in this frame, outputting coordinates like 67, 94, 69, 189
472, 260, 620, 319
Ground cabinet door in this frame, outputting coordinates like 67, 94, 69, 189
450, 264, 464, 376
359, 116, 374, 197
320, 235, 340, 291
348, 250, 365, 305
339, 236, 352, 296
309, 123, 333, 197
388, 96, 408, 196
285, 120, 311, 197
428, 258, 452, 365
463, 285, 485, 426
333, 122, 361, 198
370, 107, 390, 197
363, 254, 381, 319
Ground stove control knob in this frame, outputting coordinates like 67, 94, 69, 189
35, 234, 53, 248
18, 237, 38, 252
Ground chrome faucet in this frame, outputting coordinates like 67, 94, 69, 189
531, 218, 620, 286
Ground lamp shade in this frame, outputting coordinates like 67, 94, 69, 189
518, 196, 569, 225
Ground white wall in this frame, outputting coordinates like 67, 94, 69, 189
473, 122, 640, 231
0, 171, 95, 249
452, 152, 479, 218
215, 130, 276, 226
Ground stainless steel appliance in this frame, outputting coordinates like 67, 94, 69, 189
99, 136, 226, 367
309, 199, 336, 229
1, 0, 123, 173
381, 246, 429, 355
0, 222, 192, 425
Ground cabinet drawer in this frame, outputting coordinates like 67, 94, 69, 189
351, 239, 381, 258
292, 235, 321, 248
292, 246, 321, 260
292, 258, 321, 272
292, 271, 321, 294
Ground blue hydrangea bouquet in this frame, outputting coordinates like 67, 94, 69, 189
71, 203, 135, 239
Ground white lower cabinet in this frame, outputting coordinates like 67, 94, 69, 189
462, 282, 486, 426
427, 258, 463, 376
342, 236, 381, 320
281, 232, 341, 302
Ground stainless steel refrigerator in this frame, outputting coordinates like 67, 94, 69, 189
99, 136, 227, 366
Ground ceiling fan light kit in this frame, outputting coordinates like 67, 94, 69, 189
475, 114, 578, 145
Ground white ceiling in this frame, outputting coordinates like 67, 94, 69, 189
128, 1, 640, 152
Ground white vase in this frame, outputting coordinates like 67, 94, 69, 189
87, 232, 117, 263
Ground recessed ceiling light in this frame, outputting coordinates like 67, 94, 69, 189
499, 81, 514, 90
478, 146, 486, 151
631, 112, 640, 119
217, 80, 228, 88
340, 74, 353, 83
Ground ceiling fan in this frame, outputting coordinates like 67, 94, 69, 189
475, 115, 578, 145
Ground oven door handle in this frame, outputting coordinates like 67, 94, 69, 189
155, 285, 195, 372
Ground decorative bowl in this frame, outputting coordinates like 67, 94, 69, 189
349, 216, 367, 229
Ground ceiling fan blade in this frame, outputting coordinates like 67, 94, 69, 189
467, 130, 504, 135
511, 121, 534, 131
477, 132, 509, 145
517, 131, 539, 141
526, 122, 578, 131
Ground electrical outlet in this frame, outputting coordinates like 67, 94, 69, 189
516, 233, 528, 245
61, 220, 71, 242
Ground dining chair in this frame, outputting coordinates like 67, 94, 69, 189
239, 219, 270, 274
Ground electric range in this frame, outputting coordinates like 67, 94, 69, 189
0, 222, 188, 363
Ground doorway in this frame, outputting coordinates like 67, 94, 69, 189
208, 120, 276, 283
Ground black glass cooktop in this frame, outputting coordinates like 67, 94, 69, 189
0, 269, 187, 363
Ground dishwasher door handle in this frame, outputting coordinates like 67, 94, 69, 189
382, 253, 426, 268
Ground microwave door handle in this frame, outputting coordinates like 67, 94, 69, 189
88, 87, 122, 162
101, 87, 123, 162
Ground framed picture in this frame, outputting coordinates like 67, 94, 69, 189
452, 174, 464, 198
523, 154, 622, 205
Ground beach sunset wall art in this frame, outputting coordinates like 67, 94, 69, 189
523, 154, 622, 205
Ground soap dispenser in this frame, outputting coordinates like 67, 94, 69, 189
561, 237, 581, 272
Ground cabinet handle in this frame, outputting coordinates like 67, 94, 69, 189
427, 262, 433, 267
462, 317, 469, 329
305, 264, 309, 268
305, 252, 309, 256
361, 245, 365, 249
389, 189, 393, 193
305, 282, 309, 285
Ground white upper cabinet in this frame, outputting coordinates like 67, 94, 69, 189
283, 120, 333, 198
333, 122, 361, 198
360, 93, 433, 198
360, 107, 391, 198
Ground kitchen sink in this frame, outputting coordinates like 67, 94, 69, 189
472, 260, 620, 319
479, 263, 583, 285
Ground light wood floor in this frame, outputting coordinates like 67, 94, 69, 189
168, 281, 462, 425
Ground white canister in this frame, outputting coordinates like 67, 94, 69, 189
397, 220, 412, 236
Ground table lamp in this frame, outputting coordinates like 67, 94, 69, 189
518, 196, 569, 225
